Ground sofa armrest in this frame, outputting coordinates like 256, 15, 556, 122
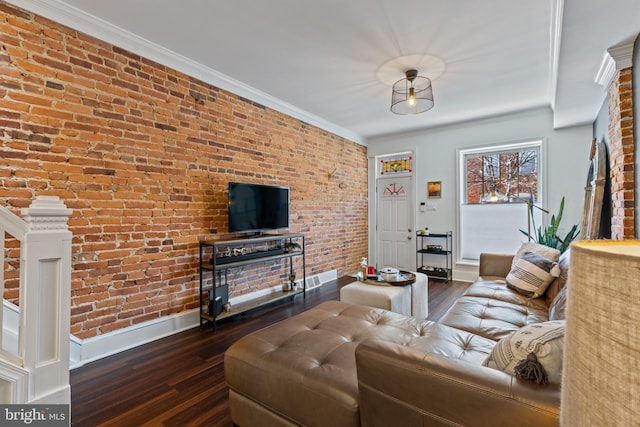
355, 339, 559, 427
479, 253, 514, 278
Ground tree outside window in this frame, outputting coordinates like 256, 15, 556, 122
465, 148, 539, 204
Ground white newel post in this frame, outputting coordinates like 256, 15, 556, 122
20, 196, 72, 404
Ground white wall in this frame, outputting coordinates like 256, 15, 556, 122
367, 107, 592, 281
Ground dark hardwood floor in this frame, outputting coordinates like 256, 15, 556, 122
70, 277, 470, 426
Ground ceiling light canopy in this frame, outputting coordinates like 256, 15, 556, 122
391, 69, 434, 115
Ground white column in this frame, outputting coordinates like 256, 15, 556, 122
20, 196, 72, 404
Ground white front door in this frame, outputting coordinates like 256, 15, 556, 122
376, 176, 414, 270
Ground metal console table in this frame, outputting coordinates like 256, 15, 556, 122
199, 233, 305, 330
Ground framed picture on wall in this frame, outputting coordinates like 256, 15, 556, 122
428, 181, 442, 198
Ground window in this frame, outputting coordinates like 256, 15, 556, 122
519, 150, 537, 175
465, 148, 539, 204
458, 140, 543, 262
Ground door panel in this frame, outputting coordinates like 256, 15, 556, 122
376, 177, 413, 271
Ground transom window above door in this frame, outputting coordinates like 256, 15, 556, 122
378, 154, 413, 176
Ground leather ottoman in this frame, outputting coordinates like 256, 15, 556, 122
339, 271, 428, 319
224, 300, 490, 427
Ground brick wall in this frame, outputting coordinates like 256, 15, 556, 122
0, 3, 368, 338
608, 67, 635, 239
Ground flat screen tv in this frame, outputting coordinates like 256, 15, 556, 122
228, 182, 290, 234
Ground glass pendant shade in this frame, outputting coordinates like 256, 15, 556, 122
391, 69, 434, 115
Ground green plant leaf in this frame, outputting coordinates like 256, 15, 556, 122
520, 196, 577, 253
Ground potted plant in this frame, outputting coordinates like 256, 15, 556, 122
520, 196, 579, 254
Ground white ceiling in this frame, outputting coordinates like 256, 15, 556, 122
7, 0, 640, 144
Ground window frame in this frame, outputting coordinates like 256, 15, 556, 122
456, 139, 546, 265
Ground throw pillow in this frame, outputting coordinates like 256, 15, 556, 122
544, 249, 571, 304
506, 252, 561, 298
483, 320, 565, 385
548, 285, 568, 321
511, 242, 560, 269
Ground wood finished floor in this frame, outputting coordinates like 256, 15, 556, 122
70, 277, 470, 426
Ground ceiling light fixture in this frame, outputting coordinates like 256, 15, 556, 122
391, 69, 434, 115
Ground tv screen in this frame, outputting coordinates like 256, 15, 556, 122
228, 182, 290, 233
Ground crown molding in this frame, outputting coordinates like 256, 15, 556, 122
594, 54, 617, 89
548, 0, 564, 110
595, 36, 637, 89
4, 0, 366, 146
607, 38, 635, 70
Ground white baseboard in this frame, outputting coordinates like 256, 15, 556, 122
29, 385, 70, 405
451, 270, 476, 282
452, 263, 480, 283
69, 269, 336, 369
69, 307, 199, 369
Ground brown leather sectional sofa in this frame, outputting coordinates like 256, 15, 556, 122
225, 252, 569, 426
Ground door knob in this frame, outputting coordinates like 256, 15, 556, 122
408, 236, 412, 240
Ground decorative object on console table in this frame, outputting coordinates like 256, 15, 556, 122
416, 230, 452, 282
367, 270, 417, 286
198, 233, 306, 331
378, 267, 400, 282
360, 257, 368, 281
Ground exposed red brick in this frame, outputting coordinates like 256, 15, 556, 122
608, 68, 635, 239
0, 1, 368, 339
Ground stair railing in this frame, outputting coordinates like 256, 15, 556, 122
0, 196, 72, 404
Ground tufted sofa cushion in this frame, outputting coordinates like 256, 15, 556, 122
225, 300, 495, 427
461, 279, 549, 309
439, 280, 549, 342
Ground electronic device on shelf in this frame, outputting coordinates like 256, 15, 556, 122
228, 182, 290, 234
212, 248, 285, 265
